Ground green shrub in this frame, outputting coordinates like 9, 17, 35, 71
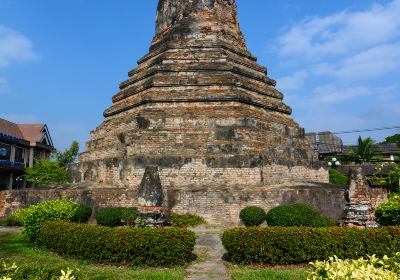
0, 209, 27, 227
95, 207, 138, 227
222, 227, 400, 265
375, 194, 400, 226
329, 169, 349, 185
169, 214, 206, 228
239, 206, 267, 227
21, 200, 81, 242
71, 204, 92, 224
266, 203, 335, 227
0, 259, 79, 280
39, 221, 196, 267
308, 254, 400, 280
25, 158, 68, 186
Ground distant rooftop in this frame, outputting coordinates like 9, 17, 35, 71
0, 118, 53, 147
305, 131, 343, 155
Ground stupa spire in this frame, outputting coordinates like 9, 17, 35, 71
151, 0, 248, 52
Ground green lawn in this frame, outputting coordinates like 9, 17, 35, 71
0, 232, 184, 280
228, 265, 308, 280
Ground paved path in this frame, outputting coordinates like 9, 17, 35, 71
0, 226, 22, 233
185, 226, 230, 280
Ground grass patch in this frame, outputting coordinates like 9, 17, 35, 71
0, 232, 184, 280
228, 265, 307, 280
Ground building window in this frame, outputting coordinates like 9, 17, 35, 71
0, 143, 11, 161
15, 147, 26, 163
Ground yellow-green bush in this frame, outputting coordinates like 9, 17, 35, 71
0, 259, 77, 280
21, 200, 89, 242
375, 194, 400, 226
307, 253, 400, 280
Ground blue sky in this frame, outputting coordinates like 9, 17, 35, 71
0, 0, 399, 151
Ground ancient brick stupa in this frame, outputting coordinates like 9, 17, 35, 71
77, 0, 328, 217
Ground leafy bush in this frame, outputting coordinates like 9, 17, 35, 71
266, 203, 335, 227
0, 210, 23, 227
329, 169, 349, 186
239, 206, 267, 227
25, 158, 68, 186
0, 259, 78, 280
95, 207, 138, 227
169, 214, 206, 228
21, 200, 82, 242
222, 227, 400, 265
375, 194, 400, 226
308, 254, 400, 280
39, 221, 196, 266
71, 204, 92, 224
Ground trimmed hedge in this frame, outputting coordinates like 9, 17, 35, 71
266, 203, 335, 227
95, 207, 138, 227
169, 214, 206, 228
71, 204, 92, 224
222, 227, 400, 265
39, 221, 196, 266
239, 206, 267, 227
375, 194, 400, 226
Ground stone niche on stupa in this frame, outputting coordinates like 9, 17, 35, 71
76, 0, 328, 217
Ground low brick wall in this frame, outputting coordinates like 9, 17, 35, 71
169, 184, 347, 225
0, 187, 137, 217
0, 183, 345, 225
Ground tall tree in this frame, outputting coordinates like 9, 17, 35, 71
56, 141, 79, 166
381, 133, 400, 148
25, 141, 79, 187
350, 136, 378, 164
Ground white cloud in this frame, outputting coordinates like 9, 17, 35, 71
277, 70, 307, 91
277, 0, 400, 61
0, 26, 37, 68
313, 43, 400, 80
313, 84, 371, 103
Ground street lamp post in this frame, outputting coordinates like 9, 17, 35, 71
328, 157, 341, 168
15, 176, 23, 189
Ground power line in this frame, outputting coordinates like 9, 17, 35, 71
310, 126, 400, 136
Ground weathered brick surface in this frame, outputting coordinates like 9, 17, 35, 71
76, 0, 328, 193
169, 184, 347, 225
0, 184, 344, 226
0, 188, 137, 217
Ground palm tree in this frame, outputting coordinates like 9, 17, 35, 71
350, 136, 378, 164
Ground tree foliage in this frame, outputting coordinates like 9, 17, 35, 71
25, 158, 68, 186
348, 136, 379, 164
56, 141, 79, 166
25, 141, 79, 186
381, 133, 400, 148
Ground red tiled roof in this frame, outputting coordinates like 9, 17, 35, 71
0, 118, 24, 139
17, 124, 45, 143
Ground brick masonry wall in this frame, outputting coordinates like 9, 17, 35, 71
0, 188, 138, 217
169, 184, 347, 225
1, 183, 345, 225
75, 158, 328, 190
